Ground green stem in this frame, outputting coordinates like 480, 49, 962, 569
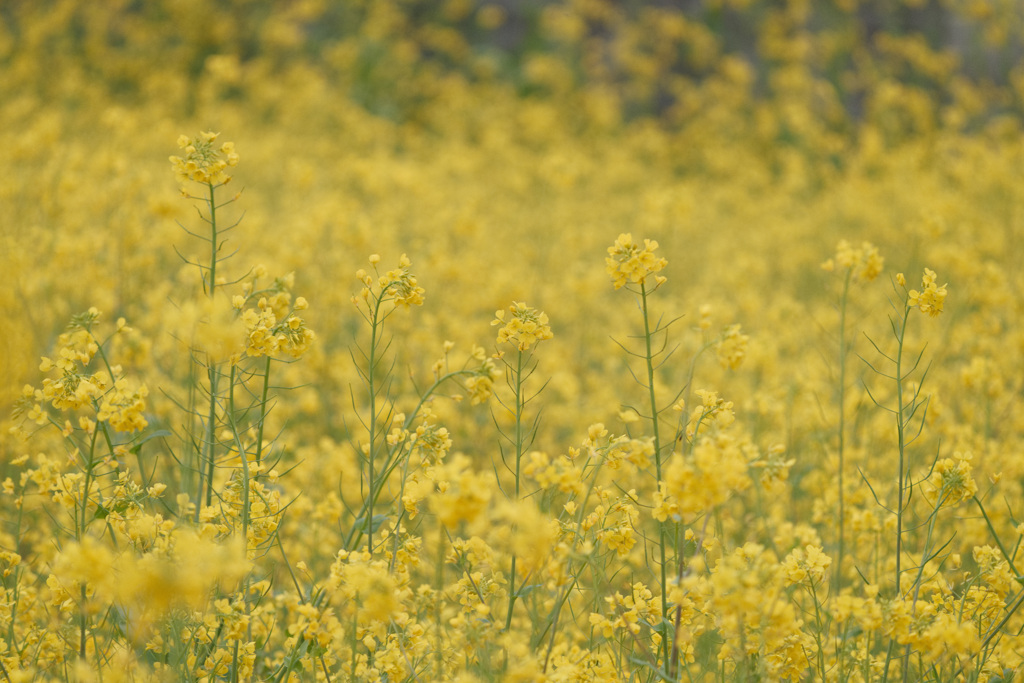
505, 349, 526, 632
207, 182, 218, 295
79, 424, 101, 540
227, 365, 250, 550
78, 583, 87, 658
894, 303, 911, 599
810, 580, 827, 681
344, 369, 476, 552
910, 501, 944, 610
639, 280, 669, 668
883, 302, 912, 683
365, 293, 385, 553
254, 356, 272, 465
202, 363, 219, 512
837, 270, 852, 588
198, 181, 221, 516
973, 496, 1021, 576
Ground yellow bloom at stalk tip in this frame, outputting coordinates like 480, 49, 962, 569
925, 451, 977, 508
96, 379, 149, 433
355, 253, 426, 309
716, 324, 749, 370
908, 268, 948, 316
605, 232, 667, 289
822, 239, 884, 282
170, 131, 239, 186
781, 544, 832, 586
492, 301, 553, 350
381, 254, 426, 307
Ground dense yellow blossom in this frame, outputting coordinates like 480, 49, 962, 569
781, 544, 832, 586
908, 267, 949, 317
96, 379, 149, 433
925, 451, 978, 508
605, 232, 667, 290
3, 2, 1024, 680
821, 239, 885, 282
492, 302, 553, 350
169, 131, 239, 186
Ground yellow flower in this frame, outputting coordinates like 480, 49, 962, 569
823, 239, 884, 282
716, 324, 749, 370
925, 451, 977, 508
492, 302, 553, 350
96, 379, 149, 433
907, 268, 948, 316
376, 254, 425, 307
781, 544, 832, 586
605, 232, 667, 290
169, 131, 239, 186
429, 455, 492, 527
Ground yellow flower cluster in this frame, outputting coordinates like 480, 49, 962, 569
605, 232, 667, 290
37, 352, 105, 412
7, 1, 1024, 678
355, 254, 426, 309
781, 544, 832, 586
48, 529, 250, 625
925, 451, 977, 508
492, 301, 553, 350
821, 239, 885, 282
463, 348, 501, 404
328, 550, 407, 625
36, 321, 103, 411
428, 455, 492, 527
716, 323, 749, 370
705, 543, 814, 680
907, 267, 949, 316
239, 293, 316, 359
589, 582, 660, 638
523, 450, 585, 495
169, 131, 239, 186
96, 379, 149, 433
654, 432, 751, 521
381, 254, 426, 307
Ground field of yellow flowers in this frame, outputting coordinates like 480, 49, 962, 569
3, 0, 1024, 680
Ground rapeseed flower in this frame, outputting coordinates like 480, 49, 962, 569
381, 254, 426, 307
907, 268, 948, 316
821, 239, 884, 282
781, 545, 832, 586
492, 302, 553, 350
716, 323, 749, 370
8, 5, 1023, 680
925, 451, 977, 508
96, 379, 149, 433
169, 131, 239, 186
605, 232, 667, 289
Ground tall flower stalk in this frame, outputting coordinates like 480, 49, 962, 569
490, 301, 552, 631
169, 132, 241, 511
351, 254, 425, 553
821, 239, 884, 586
605, 233, 673, 669
171, 133, 315, 679
863, 268, 947, 682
